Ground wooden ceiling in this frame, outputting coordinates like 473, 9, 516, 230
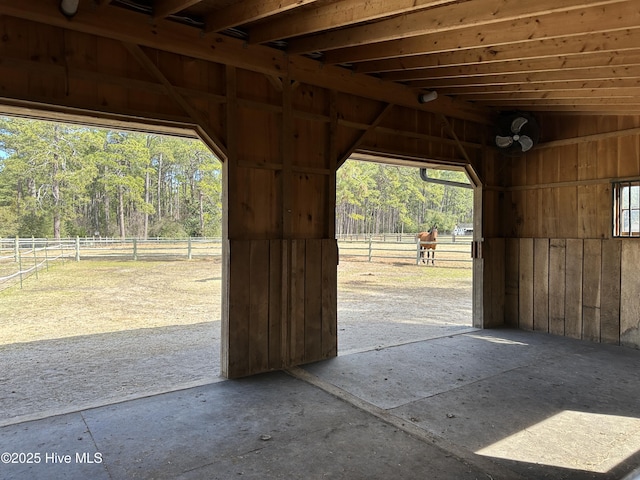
3, 0, 640, 117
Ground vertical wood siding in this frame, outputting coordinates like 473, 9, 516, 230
502, 237, 640, 348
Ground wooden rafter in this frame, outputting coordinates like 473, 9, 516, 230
248, 0, 454, 45
352, 28, 640, 74
437, 79, 640, 96
380, 51, 640, 82
287, 0, 628, 54
407, 66, 640, 90
204, 0, 318, 35
324, 2, 640, 64
153, 0, 203, 20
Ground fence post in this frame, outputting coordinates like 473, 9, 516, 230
133, 238, 138, 261
368, 235, 373, 262
18, 248, 23, 288
188, 237, 192, 260
14, 236, 18, 263
60, 239, 65, 264
45, 238, 49, 271
33, 241, 38, 279
416, 238, 421, 265
75, 236, 81, 261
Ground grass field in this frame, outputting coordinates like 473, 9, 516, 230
0, 259, 223, 345
0, 257, 471, 345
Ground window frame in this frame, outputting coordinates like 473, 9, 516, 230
613, 180, 640, 237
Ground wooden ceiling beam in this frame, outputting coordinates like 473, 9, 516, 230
458, 88, 640, 101
477, 98, 640, 106
153, 0, 203, 20
248, 0, 454, 45
352, 28, 640, 73
381, 51, 640, 82
407, 66, 640, 89
0, 0, 490, 124
438, 79, 640, 96
287, 0, 628, 54
324, 1, 640, 64
204, 0, 318, 35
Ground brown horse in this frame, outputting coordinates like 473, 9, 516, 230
417, 226, 438, 265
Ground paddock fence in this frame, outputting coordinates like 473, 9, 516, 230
336, 234, 473, 267
0, 237, 223, 291
0, 234, 472, 291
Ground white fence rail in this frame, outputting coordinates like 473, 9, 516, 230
336, 234, 473, 266
0, 238, 77, 291
0, 237, 223, 291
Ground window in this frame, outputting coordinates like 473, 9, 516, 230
613, 181, 640, 237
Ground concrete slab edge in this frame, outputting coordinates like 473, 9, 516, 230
0, 377, 225, 428
338, 327, 479, 357
286, 366, 529, 480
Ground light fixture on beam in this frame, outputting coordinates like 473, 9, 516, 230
60, 0, 79, 18
418, 91, 438, 104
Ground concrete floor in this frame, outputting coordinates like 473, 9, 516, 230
2, 329, 640, 480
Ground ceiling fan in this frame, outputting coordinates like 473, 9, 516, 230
495, 112, 540, 156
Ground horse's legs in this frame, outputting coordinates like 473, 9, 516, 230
431, 250, 435, 265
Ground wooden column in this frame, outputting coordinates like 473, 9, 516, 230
221, 68, 338, 378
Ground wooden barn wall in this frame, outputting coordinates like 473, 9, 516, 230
0, 16, 490, 378
484, 114, 640, 349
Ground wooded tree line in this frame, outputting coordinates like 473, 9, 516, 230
0, 117, 472, 240
336, 162, 473, 236
0, 117, 222, 239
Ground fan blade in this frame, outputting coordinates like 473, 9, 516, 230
496, 135, 513, 148
511, 116, 528, 134
518, 135, 534, 152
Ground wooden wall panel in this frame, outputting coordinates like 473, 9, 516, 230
557, 187, 578, 238
304, 240, 323, 362
582, 239, 602, 342
504, 238, 519, 327
293, 117, 329, 169
293, 83, 329, 116
249, 240, 270, 373
617, 117, 640, 178
578, 185, 600, 238
237, 106, 280, 166
620, 241, 640, 348
533, 238, 549, 333
268, 240, 283, 369
483, 238, 505, 328
601, 239, 621, 345
226, 240, 251, 377
236, 68, 281, 107
229, 167, 281, 239
518, 238, 534, 330
291, 173, 329, 238
321, 239, 338, 358
548, 239, 566, 336
565, 239, 583, 339
290, 239, 306, 365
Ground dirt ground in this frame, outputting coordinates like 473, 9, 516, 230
0, 257, 472, 424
